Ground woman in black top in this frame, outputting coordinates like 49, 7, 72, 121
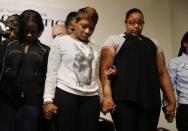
99, 8, 176, 131
0, 9, 50, 131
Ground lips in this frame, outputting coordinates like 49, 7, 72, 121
132, 30, 139, 33
82, 35, 90, 39
132, 30, 141, 35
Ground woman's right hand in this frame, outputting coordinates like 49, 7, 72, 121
107, 65, 117, 79
43, 103, 58, 119
101, 96, 116, 115
162, 104, 176, 123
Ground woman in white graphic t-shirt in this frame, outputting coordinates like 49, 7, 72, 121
43, 7, 115, 131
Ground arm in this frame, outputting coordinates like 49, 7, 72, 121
99, 46, 116, 114
162, 59, 177, 107
0, 40, 7, 78
43, 39, 62, 119
156, 52, 176, 122
168, 60, 177, 93
0, 39, 17, 80
42, 46, 50, 92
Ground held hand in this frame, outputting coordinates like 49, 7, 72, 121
107, 65, 117, 79
43, 103, 58, 119
162, 105, 176, 123
101, 96, 116, 115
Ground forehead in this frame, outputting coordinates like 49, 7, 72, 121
25, 21, 38, 28
77, 18, 95, 25
68, 20, 75, 26
127, 12, 144, 20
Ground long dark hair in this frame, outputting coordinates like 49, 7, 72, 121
178, 32, 188, 56
17, 9, 44, 42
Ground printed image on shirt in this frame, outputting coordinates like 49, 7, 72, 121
179, 63, 188, 71
73, 47, 94, 87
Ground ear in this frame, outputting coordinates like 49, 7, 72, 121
183, 42, 188, 47
72, 20, 77, 29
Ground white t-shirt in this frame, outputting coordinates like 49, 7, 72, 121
102, 34, 163, 53
43, 35, 100, 102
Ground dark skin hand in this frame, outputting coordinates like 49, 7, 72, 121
43, 103, 58, 119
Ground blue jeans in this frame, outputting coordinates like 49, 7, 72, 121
0, 103, 42, 131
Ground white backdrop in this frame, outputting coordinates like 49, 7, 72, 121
0, 2, 76, 46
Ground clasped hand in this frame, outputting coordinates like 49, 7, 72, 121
162, 104, 176, 123
43, 103, 58, 119
101, 96, 116, 115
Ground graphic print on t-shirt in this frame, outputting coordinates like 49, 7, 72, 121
73, 47, 94, 87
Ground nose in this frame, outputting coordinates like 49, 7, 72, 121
84, 28, 90, 34
134, 23, 140, 28
26, 33, 32, 38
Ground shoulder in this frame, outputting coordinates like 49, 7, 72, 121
38, 41, 50, 49
142, 36, 158, 46
37, 40, 50, 53
146, 37, 163, 53
56, 35, 72, 45
106, 34, 124, 42
1, 38, 18, 46
50, 35, 67, 48
50, 35, 77, 51
170, 55, 186, 63
89, 38, 97, 47
88, 38, 100, 52
102, 34, 125, 48
90, 38, 96, 44
168, 56, 181, 67
170, 57, 178, 63
40, 43, 50, 49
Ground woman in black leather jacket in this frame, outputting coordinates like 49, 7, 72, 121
0, 9, 50, 131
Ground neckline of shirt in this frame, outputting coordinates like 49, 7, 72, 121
182, 53, 188, 57
67, 35, 90, 45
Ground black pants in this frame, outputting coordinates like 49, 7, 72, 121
111, 101, 160, 131
53, 88, 100, 131
176, 104, 188, 131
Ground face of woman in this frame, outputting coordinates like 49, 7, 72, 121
183, 42, 188, 54
73, 18, 95, 42
66, 21, 75, 35
23, 21, 41, 43
125, 12, 144, 37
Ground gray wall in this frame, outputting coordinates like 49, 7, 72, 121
170, 0, 188, 58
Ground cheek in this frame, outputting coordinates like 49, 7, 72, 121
126, 26, 133, 32
140, 26, 143, 30
76, 27, 83, 34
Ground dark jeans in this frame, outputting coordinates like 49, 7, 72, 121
53, 88, 100, 131
0, 102, 43, 131
176, 104, 188, 131
0, 103, 15, 131
111, 101, 160, 131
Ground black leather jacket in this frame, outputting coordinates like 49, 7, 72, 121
0, 38, 50, 106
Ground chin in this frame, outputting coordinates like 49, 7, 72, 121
132, 33, 140, 37
81, 38, 89, 42
26, 39, 37, 44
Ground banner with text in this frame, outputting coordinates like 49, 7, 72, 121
0, 2, 76, 45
